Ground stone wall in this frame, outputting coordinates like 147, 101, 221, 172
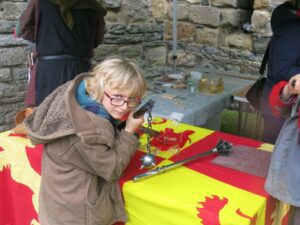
0, 0, 282, 131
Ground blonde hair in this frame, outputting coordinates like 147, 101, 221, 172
85, 56, 147, 101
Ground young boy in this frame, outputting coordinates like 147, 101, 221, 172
265, 73, 300, 224
24, 56, 147, 225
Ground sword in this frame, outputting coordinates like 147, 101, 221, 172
132, 139, 232, 182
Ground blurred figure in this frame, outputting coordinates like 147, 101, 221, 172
242, 0, 254, 33
19, 0, 106, 105
261, 0, 300, 144
265, 73, 300, 225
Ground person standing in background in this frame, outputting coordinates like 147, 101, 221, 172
242, 0, 254, 33
19, 0, 106, 106
265, 73, 300, 225
261, 0, 300, 144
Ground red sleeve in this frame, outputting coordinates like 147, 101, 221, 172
269, 81, 296, 117
19, 0, 38, 42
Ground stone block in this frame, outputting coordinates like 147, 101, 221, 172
0, 68, 11, 82
225, 33, 253, 51
0, 47, 26, 66
145, 46, 166, 67
212, 0, 238, 7
103, 0, 122, 9
151, 0, 168, 21
221, 9, 247, 28
189, 6, 220, 27
242, 61, 261, 74
186, 0, 202, 3
105, 11, 120, 22
0, 2, 27, 20
118, 45, 144, 59
0, 83, 14, 97
168, 50, 196, 67
254, 0, 270, 9
93, 44, 118, 61
0, 20, 16, 33
164, 21, 196, 41
218, 26, 236, 46
0, 34, 27, 47
121, 0, 150, 23
186, 44, 203, 54
107, 23, 126, 34
196, 27, 219, 45
13, 68, 28, 82
127, 23, 163, 34
252, 34, 271, 54
168, 3, 189, 20
251, 10, 271, 34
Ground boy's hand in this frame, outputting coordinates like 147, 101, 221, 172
281, 74, 300, 101
288, 74, 300, 94
125, 111, 144, 134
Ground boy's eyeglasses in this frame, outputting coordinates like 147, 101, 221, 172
104, 91, 141, 108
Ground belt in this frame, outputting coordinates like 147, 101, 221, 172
37, 54, 90, 62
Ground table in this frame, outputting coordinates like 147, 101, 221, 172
145, 74, 253, 130
232, 85, 263, 139
0, 119, 290, 225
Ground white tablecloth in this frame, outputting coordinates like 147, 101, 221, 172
143, 75, 253, 128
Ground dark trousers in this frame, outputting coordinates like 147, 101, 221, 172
262, 114, 285, 144
288, 206, 300, 225
35, 59, 91, 106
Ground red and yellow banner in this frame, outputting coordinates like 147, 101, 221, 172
0, 118, 289, 225
0, 131, 42, 225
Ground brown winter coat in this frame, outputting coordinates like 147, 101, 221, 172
24, 74, 140, 225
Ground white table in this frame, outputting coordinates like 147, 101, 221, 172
143, 74, 254, 130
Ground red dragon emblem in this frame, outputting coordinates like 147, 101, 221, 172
0, 133, 42, 225
196, 194, 259, 225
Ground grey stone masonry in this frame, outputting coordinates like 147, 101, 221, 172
0, 0, 282, 131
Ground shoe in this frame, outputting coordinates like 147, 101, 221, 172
242, 22, 252, 33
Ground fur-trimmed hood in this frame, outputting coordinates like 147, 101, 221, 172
24, 81, 75, 144
23, 73, 115, 145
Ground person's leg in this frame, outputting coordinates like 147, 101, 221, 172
262, 114, 285, 144
288, 206, 300, 225
242, 0, 255, 32
35, 62, 51, 106
35, 59, 91, 105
